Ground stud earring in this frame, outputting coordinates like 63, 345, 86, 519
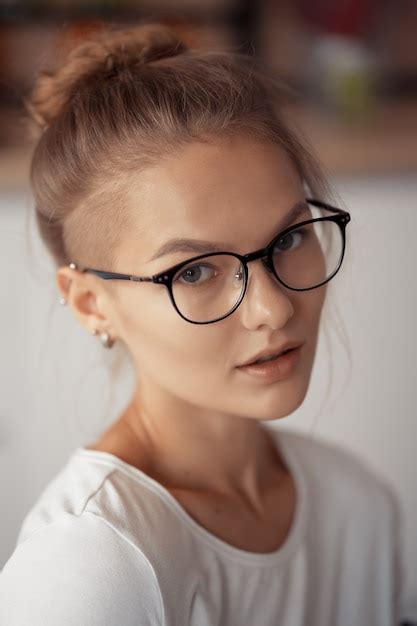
59, 297, 67, 305
91, 328, 115, 348
99, 330, 115, 349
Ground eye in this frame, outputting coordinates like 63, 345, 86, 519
174, 263, 218, 286
274, 228, 307, 253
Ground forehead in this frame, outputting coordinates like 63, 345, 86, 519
122, 136, 304, 265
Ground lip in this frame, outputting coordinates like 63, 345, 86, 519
237, 340, 304, 367
236, 345, 302, 382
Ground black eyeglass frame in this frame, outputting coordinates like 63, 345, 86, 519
69, 198, 351, 325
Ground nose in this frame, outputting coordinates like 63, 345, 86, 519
238, 257, 294, 328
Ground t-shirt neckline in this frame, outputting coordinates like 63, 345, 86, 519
73, 426, 307, 567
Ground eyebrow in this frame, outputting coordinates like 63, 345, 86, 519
147, 200, 310, 262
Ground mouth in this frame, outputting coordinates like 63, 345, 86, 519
248, 347, 295, 365
235, 345, 302, 380
237, 342, 304, 368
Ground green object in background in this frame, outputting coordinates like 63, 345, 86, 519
313, 34, 377, 126
333, 66, 375, 124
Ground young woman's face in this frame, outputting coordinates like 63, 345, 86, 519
111, 135, 326, 421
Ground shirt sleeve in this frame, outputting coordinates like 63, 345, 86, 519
0, 511, 164, 626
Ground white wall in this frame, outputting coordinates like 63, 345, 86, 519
1, 176, 416, 619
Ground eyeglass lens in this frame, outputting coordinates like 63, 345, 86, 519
171, 215, 343, 323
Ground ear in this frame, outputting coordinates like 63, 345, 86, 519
56, 266, 73, 301
55, 266, 115, 337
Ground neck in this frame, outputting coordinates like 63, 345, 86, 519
116, 380, 288, 505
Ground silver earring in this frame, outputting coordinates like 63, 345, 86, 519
91, 328, 115, 348
60, 263, 77, 303
99, 330, 115, 349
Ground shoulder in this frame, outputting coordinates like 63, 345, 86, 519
275, 427, 401, 522
15, 450, 117, 545
0, 512, 165, 626
276, 428, 406, 618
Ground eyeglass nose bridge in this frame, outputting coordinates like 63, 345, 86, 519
238, 244, 278, 282
229, 247, 285, 321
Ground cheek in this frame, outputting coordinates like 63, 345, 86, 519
121, 297, 228, 378
300, 288, 327, 358
143, 329, 228, 402
304, 283, 327, 318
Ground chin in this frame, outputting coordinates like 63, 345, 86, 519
247, 378, 309, 421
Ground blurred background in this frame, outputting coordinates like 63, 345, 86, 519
1, 0, 417, 179
0, 0, 416, 622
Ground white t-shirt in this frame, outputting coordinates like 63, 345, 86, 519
0, 426, 404, 625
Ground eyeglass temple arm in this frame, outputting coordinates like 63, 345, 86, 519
89, 270, 153, 282
69, 264, 152, 282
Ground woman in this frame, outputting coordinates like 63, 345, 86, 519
0, 21, 403, 625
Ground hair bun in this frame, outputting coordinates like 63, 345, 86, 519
26, 22, 189, 133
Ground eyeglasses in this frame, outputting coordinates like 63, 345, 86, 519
69, 198, 350, 325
